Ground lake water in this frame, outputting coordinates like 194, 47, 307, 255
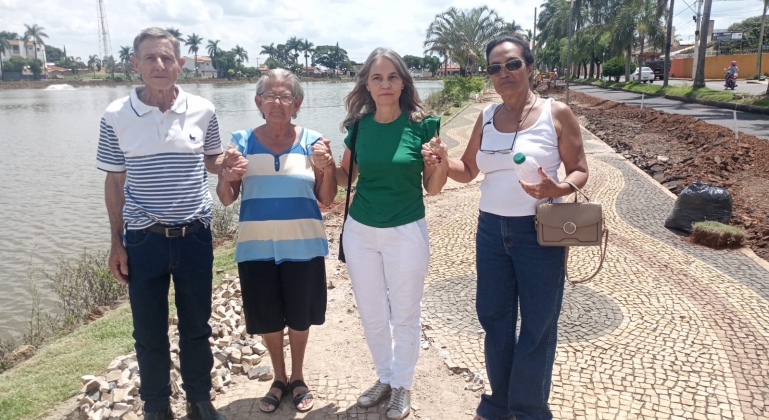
0, 80, 444, 338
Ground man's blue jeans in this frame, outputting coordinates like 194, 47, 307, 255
125, 224, 214, 413
475, 211, 566, 420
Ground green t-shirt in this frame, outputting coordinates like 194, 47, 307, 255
344, 112, 440, 228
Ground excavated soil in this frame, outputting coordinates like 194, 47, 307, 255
538, 85, 769, 260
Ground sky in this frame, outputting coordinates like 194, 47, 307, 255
0, 0, 765, 64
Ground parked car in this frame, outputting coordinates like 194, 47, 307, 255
645, 60, 670, 80
630, 67, 655, 83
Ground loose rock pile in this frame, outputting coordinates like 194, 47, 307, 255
75, 276, 280, 420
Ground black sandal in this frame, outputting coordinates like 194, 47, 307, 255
289, 379, 314, 413
260, 380, 288, 413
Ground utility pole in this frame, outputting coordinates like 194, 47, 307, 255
691, 0, 703, 80
693, 0, 713, 87
756, 0, 767, 78
663, 0, 675, 87
565, 0, 575, 104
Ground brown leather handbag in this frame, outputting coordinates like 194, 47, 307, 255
535, 181, 609, 284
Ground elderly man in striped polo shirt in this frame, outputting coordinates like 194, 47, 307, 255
96, 28, 244, 420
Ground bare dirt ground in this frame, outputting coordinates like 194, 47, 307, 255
537, 84, 769, 260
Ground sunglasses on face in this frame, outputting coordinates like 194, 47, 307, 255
487, 59, 524, 76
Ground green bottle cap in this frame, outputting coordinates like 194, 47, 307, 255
513, 153, 526, 164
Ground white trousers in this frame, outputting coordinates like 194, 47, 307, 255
343, 216, 430, 390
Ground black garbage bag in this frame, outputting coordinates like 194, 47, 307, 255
664, 181, 733, 233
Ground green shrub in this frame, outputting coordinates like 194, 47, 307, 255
212, 199, 241, 239
603, 57, 631, 82
45, 250, 126, 325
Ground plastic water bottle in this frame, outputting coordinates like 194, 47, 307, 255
514, 153, 541, 184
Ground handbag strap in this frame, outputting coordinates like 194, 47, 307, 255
562, 180, 592, 203
342, 120, 360, 223
565, 229, 609, 285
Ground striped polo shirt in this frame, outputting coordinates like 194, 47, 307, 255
96, 86, 223, 229
231, 128, 329, 264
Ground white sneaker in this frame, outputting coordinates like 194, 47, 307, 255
386, 387, 411, 420
357, 380, 391, 408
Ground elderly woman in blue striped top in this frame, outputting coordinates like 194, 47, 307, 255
216, 68, 337, 414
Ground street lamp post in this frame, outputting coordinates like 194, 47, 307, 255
565, 0, 576, 104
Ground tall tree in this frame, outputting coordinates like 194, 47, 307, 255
301, 39, 315, 77
23, 23, 49, 77
87, 55, 101, 78
424, 6, 511, 75
693, 0, 713, 87
286, 36, 302, 63
0, 33, 11, 75
207, 40, 222, 76
232, 45, 248, 64
185, 33, 204, 77
312, 44, 349, 75
166, 27, 183, 42
118, 46, 132, 77
662, 0, 675, 87
757, 0, 768, 79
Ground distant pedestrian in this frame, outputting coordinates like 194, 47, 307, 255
97, 27, 227, 420
333, 47, 448, 420
216, 68, 336, 414
427, 35, 589, 420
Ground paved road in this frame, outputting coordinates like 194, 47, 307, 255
666, 78, 768, 96
570, 84, 769, 141
607, 76, 768, 95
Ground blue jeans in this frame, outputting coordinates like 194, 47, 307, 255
125, 224, 214, 412
475, 211, 566, 420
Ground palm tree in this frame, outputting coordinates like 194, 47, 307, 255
0, 32, 13, 75
424, 6, 510, 75
260, 43, 277, 59
166, 28, 184, 42
23, 24, 49, 77
300, 39, 315, 76
87, 55, 101, 78
207, 40, 222, 77
286, 36, 302, 64
185, 33, 204, 77
232, 45, 248, 64
757, 0, 768, 81
633, 0, 666, 81
118, 46, 132, 77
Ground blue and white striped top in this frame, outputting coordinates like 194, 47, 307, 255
231, 128, 329, 264
96, 86, 223, 229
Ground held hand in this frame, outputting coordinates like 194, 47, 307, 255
421, 136, 447, 168
108, 242, 129, 285
311, 138, 335, 169
519, 167, 569, 200
221, 144, 248, 181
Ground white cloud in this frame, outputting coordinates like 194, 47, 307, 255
0, 0, 764, 63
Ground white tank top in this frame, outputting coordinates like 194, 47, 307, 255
476, 98, 562, 217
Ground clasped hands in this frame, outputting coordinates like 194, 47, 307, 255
420, 136, 449, 169
220, 138, 336, 181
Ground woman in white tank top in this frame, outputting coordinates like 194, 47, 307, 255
423, 36, 588, 420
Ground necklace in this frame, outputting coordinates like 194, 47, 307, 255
512, 94, 537, 126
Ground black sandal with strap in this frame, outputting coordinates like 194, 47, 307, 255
289, 379, 314, 413
260, 380, 288, 413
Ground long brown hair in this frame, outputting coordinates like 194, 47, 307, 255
341, 48, 433, 131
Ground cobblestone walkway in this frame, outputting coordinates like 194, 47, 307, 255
208, 97, 769, 420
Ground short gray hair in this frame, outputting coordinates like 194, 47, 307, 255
133, 27, 181, 60
255, 69, 304, 99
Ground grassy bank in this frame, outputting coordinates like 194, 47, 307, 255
0, 242, 238, 420
579, 78, 768, 107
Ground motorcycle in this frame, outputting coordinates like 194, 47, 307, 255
724, 68, 738, 90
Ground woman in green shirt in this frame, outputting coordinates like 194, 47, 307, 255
333, 48, 448, 420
